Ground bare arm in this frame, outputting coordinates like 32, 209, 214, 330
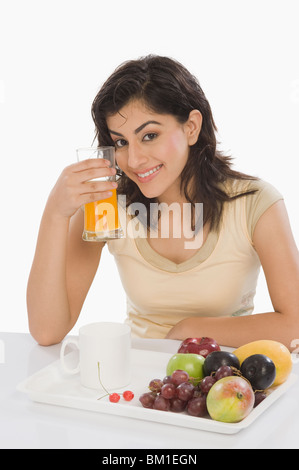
27, 159, 116, 345
166, 200, 299, 350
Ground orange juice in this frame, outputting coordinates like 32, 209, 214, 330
83, 189, 122, 241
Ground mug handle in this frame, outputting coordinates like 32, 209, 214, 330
60, 338, 80, 375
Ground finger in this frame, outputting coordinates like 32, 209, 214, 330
71, 158, 112, 173
79, 180, 117, 195
79, 190, 115, 204
74, 166, 116, 183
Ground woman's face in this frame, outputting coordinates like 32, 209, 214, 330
106, 100, 202, 203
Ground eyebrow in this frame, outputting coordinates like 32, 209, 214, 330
108, 120, 162, 137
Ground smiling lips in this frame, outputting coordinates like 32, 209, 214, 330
135, 164, 163, 182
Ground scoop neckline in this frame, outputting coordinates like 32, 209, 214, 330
133, 222, 223, 273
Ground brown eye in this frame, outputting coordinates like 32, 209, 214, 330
115, 139, 127, 148
143, 133, 157, 141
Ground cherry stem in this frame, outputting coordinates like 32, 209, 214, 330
97, 393, 110, 401
96, 362, 133, 402
97, 361, 110, 396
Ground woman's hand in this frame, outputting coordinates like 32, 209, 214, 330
47, 158, 117, 219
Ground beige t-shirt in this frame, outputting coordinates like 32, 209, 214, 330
106, 179, 283, 339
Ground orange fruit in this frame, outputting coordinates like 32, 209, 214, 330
233, 340, 292, 387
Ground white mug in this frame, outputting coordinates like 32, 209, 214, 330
60, 322, 131, 391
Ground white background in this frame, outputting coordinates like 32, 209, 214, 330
0, 0, 298, 335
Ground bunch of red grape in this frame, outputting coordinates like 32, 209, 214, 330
139, 369, 208, 417
139, 366, 266, 417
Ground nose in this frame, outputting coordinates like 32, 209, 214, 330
127, 141, 147, 170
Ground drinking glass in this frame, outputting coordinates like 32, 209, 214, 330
76, 146, 123, 241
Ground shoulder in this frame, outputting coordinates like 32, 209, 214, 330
223, 177, 282, 198
223, 178, 284, 240
244, 178, 283, 200
244, 179, 284, 240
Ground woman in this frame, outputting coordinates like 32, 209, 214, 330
27, 55, 299, 349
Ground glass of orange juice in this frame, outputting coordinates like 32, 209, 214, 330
76, 146, 123, 241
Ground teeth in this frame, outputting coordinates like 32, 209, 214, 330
138, 164, 162, 178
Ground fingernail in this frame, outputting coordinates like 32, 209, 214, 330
104, 159, 111, 166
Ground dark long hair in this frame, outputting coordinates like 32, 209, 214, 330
91, 55, 257, 231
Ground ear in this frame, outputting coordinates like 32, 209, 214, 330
184, 110, 202, 145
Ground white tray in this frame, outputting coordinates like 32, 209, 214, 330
17, 348, 297, 435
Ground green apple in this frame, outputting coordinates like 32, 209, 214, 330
206, 376, 254, 423
166, 353, 205, 380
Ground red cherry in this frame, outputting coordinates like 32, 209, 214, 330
109, 393, 120, 403
123, 390, 134, 401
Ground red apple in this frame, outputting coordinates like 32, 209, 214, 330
206, 376, 255, 423
177, 337, 220, 357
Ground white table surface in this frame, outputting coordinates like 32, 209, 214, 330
1, 332, 298, 450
